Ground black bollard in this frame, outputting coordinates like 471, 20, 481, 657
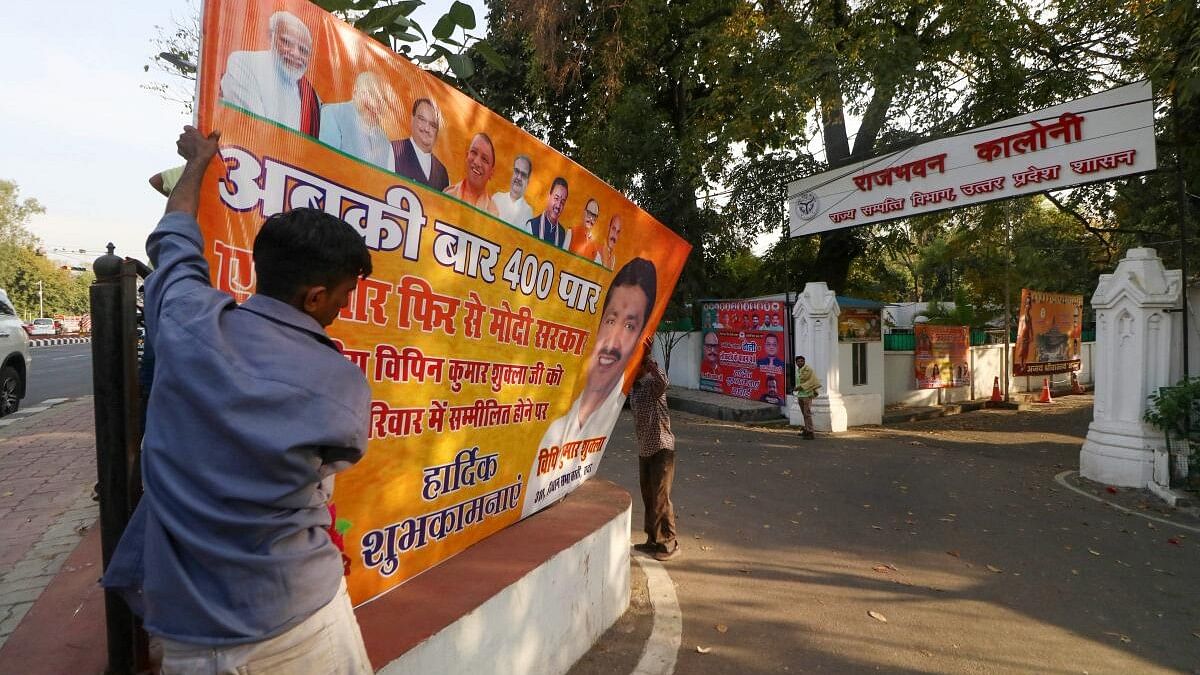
90, 243, 148, 674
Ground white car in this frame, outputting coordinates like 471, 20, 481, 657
30, 318, 56, 336
0, 290, 32, 417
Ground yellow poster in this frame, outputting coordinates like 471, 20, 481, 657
1013, 289, 1083, 375
196, 0, 690, 604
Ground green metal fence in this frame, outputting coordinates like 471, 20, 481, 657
885, 328, 1097, 351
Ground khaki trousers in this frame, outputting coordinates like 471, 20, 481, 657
797, 396, 814, 434
639, 449, 677, 550
152, 577, 371, 675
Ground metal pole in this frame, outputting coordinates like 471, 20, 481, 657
37, 281, 43, 318
1003, 209, 1012, 402
90, 244, 146, 674
1179, 173, 1191, 380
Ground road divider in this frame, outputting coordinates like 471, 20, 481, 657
29, 337, 91, 348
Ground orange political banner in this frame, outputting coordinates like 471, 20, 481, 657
195, 0, 690, 604
1013, 289, 1083, 375
913, 325, 970, 389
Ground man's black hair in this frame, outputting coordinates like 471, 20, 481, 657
551, 176, 569, 194
602, 256, 656, 326
253, 208, 372, 302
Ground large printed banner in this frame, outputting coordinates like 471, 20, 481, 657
699, 300, 788, 404
196, 0, 690, 604
788, 82, 1156, 235
913, 325, 970, 389
1014, 289, 1083, 375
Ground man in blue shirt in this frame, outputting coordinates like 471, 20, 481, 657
103, 126, 375, 673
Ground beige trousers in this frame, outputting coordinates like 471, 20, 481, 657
152, 577, 371, 675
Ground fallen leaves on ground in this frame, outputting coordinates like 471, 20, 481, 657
715, 624, 728, 633
986, 565, 1004, 573
1088, 549, 1101, 556
868, 611, 888, 623
1103, 631, 1132, 643
946, 550, 960, 557
696, 646, 712, 654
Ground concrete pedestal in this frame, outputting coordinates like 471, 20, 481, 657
791, 283, 848, 433
1080, 248, 1182, 487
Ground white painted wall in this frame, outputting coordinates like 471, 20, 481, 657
656, 331, 701, 390
378, 506, 631, 675
836, 341, 884, 425
884, 343, 1096, 406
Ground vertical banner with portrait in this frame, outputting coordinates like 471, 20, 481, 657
913, 325, 971, 389
195, 0, 690, 604
1013, 289, 1083, 375
698, 300, 789, 404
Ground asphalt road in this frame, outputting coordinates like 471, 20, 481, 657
573, 395, 1200, 675
24, 343, 93, 406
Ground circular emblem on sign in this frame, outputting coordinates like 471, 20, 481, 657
789, 192, 819, 221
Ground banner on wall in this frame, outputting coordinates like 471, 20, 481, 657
838, 308, 882, 342
698, 300, 788, 404
197, 0, 690, 604
913, 325, 970, 389
1013, 289, 1083, 375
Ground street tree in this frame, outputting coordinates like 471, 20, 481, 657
0, 181, 94, 317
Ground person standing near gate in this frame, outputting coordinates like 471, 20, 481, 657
794, 354, 820, 440
630, 340, 679, 561
103, 126, 375, 673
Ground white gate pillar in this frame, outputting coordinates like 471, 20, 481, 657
1080, 248, 1182, 487
788, 282, 848, 433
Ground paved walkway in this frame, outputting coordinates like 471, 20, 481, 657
0, 399, 97, 648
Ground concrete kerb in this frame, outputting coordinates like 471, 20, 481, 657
1054, 470, 1200, 532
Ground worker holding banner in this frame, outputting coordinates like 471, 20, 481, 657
521, 257, 658, 516
103, 126, 374, 672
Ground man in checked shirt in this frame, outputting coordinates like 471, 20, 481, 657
629, 338, 679, 561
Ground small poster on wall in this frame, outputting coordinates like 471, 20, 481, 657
838, 308, 882, 342
914, 325, 971, 389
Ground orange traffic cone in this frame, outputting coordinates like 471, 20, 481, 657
1036, 377, 1053, 403
1070, 372, 1085, 395
990, 376, 1003, 402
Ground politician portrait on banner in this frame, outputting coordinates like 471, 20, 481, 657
196, 0, 690, 605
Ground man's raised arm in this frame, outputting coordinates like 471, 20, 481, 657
165, 127, 221, 218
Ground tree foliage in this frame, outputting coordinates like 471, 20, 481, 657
476, 0, 1194, 319
0, 181, 93, 318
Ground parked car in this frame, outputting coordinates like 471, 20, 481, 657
30, 318, 56, 336
0, 290, 32, 417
